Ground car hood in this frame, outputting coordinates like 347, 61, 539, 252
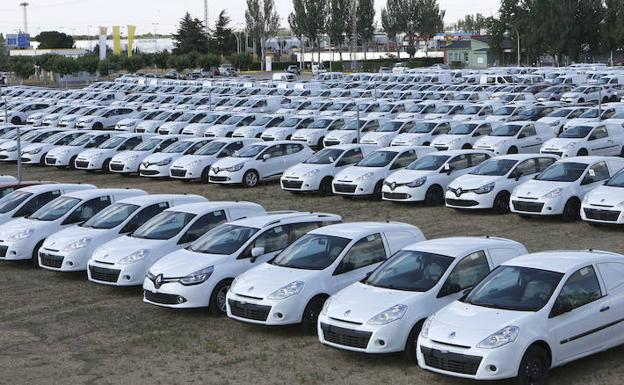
206, 124, 235, 134
91, 235, 164, 262
284, 163, 333, 177
159, 122, 186, 130
293, 129, 324, 137
514, 180, 571, 197
232, 262, 320, 298
361, 132, 395, 142
149, 248, 230, 276
585, 185, 624, 206
112, 150, 150, 162
0, 217, 54, 238
136, 120, 164, 129
432, 134, 466, 145
142, 152, 180, 163
262, 127, 290, 136
450, 173, 502, 190
47, 145, 76, 155
172, 154, 216, 167
234, 126, 262, 136
335, 166, 385, 181
44, 226, 109, 250
562, 92, 581, 98
77, 148, 111, 159
385, 169, 432, 183
475, 136, 510, 147
542, 137, 577, 148
211, 157, 247, 169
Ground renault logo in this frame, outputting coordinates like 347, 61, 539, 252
344, 310, 351, 317
247, 286, 254, 292
214, 167, 219, 173
448, 331, 456, 340
455, 188, 462, 197
154, 274, 164, 289
390, 182, 396, 190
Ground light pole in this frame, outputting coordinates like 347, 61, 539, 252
152, 22, 159, 52
87, 25, 93, 50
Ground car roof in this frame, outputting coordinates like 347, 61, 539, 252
403, 236, 525, 258
115, 194, 206, 206
327, 144, 377, 151
311, 221, 420, 239
503, 250, 624, 273
430, 149, 492, 156
15, 183, 95, 194
229, 211, 341, 229
491, 153, 558, 161
164, 201, 263, 215
559, 156, 619, 164
64, 188, 145, 200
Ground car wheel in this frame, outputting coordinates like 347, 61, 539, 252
242, 170, 259, 188
209, 279, 232, 315
619, 146, 624, 158
507, 146, 518, 154
562, 198, 580, 222
576, 148, 588, 156
32, 240, 44, 267
578, 98, 585, 103
101, 158, 111, 173
69, 155, 77, 169
493, 191, 511, 214
372, 181, 383, 200
11, 117, 21, 125
317, 137, 325, 149
517, 346, 550, 385
286, 135, 292, 140
200, 167, 210, 183
403, 320, 424, 363
301, 296, 327, 334
424, 185, 443, 206
39, 153, 47, 166
461, 143, 472, 149
93, 122, 103, 130
602, 97, 609, 103
423, 142, 430, 146
319, 177, 333, 196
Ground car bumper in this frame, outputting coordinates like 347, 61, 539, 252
0, 239, 33, 260
226, 292, 304, 325
74, 158, 103, 170
39, 247, 90, 271
332, 180, 377, 196
0, 152, 18, 161
382, 185, 427, 202
87, 260, 147, 286
581, 204, 624, 224
110, 160, 140, 173
209, 170, 244, 184
170, 165, 205, 179
281, 176, 322, 192
139, 165, 170, 177
45, 153, 73, 166
142, 278, 215, 308
317, 314, 408, 353
510, 197, 565, 215
445, 191, 496, 209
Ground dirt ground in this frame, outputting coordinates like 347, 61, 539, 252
1, 164, 623, 385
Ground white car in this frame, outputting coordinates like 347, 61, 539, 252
446, 154, 559, 212
20, 131, 86, 165
562, 105, 624, 130
204, 114, 258, 138
75, 107, 138, 130
333, 146, 435, 199
114, 110, 163, 132
145, 212, 341, 313
0, 188, 142, 265
39, 105, 84, 126
44, 131, 119, 168
319, 237, 527, 359
109, 135, 181, 175
180, 113, 232, 136
26, 105, 70, 126
260, 116, 315, 141
230, 115, 285, 139
0, 183, 94, 225
280, 144, 376, 194
537, 107, 587, 135
581, 168, 624, 224
417, 250, 624, 384
138, 137, 213, 178
323, 118, 383, 147
431, 121, 498, 151
391, 119, 455, 146
485, 105, 526, 122
561, 85, 607, 103
360, 120, 417, 147
383, 150, 491, 204
228, 222, 425, 330
57, 106, 107, 128
0, 102, 50, 125
291, 117, 346, 149
474, 122, 555, 155
209, 141, 314, 187
157, 111, 208, 135
169, 138, 258, 182
74, 133, 152, 172
39, 194, 205, 272
0, 128, 64, 161
540, 123, 624, 158
511, 156, 624, 221
135, 110, 184, 133
88, 201, 264, 287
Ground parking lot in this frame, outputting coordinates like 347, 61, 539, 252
0, 163, 622, 385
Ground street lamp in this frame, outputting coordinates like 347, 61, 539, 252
504, 27, 520, 67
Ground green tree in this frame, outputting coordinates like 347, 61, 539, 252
417, 0, 445, 57
602, 0, 624, 64
211, 10, 237, 56
288, 0, 307, 68
172, 12, 209, 54
327, 0, 348, 62
33, 31, 75, 49
456, 13, 486, 33
381, 0, 405, 57
0, 34, 8, 70
229, 52, 254, 70
245, 0, 280, 70
10, 57, 35, 80
301, 0, 329, 64
356, 0, 376, 59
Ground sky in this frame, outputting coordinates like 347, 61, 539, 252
0, 0, 501, 36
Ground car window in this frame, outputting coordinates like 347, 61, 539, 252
468, 153, 490, 167
537, 157, 557, 171
589, 126, 608, 140
474, 124, 491, 136
439, 251, 490, 296
179, 210, 228, 244
433, 123, 451, 135
285, 144, 303, 155
247, 225, 290, 254
448, 154, 470, 171
220, 142, 244, 157
515, 158, 539, 176
62, 196, 111, 225
519, 125, 536, 138
118, 137, 142, 150
337, 148, 363, 166
120, 202, 169, 233
392, 150, 418, 169
335, 234, 386, 274
289, 221, 322, 240
264, 145, 284, 158
553, 265, 602, 313
13, 190, 61, 217
583, 161, 610, 184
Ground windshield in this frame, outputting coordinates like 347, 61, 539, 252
162, 141, 193, 153
461, 106, 482, 115
271, 234, 351, 270
343, 120, 367, 131
280, 118, 302, 128
407, 122, 436, 133
309, 119, 332, 129
189, 224, 258, 254
198, 114, 219, 124
607, 169, 624, 187
365, 250, 453, 291
223, 116, 245, 125
449, 123, 478, 135
407, 155, 449, 171
30, 196, 81, 221
493, 107, 515, 116
81, 203, 140, 229
251, 116, 272, 126
69, 134, 97, 146
0, 191, 33, 214
378, 121, 403, 132
98, 136, 128, 149
547, 109, 575, 118
21, 131, 43, 141
234, 144, 266, 158
407, 104, 425, 113
471, 159, 518, 176
560, 126, 593, 138
491, 124, 522, 137
133, 138, 162, 151
305, 148, 343, 164
537, 162, 587, 182
579, 109, 600, 119
131, 211, 196, 240
356, 151, 397, 167
465, 266, 563, 311
43, 132, 67, 143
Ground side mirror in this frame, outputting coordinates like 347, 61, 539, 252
262, 154, 270, 161
514, 171, 523, 181
438, 282, 462, 298
550, 299, 574, 318
250, 246, 264, 262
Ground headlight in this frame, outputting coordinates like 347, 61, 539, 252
476, 325, 519, 349
475, 182, 495, 194
267, 281, 304, 300
118, 249, 149, 265
420, 316, 433, 339
321, 296, 333, 316
302, 169, 321, 178
186, 159, 202, 167
5, 146, 17, 152
155, 158, 172, 166
542, 188, 563, 199
356, 172, 374, 181
561, 142, 576, 150
63, 237, 92, 250
23, 148, 42, 155
125, 155, 139, 162
407, 177, 427, 188
367, 304, 408, 325
549, 120, 560, 126
7, 228, 33, 241
224, 162, 245, 172
179, 266, 214, 286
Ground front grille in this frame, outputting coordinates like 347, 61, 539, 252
0, 245, 7, 258
136, 128, 146, 133
541, 150, 563, 157
0, 155, 8, 160
433, 146, 449, 151
446, 198, 479, 207
333, 183, 357, 193
45, 156, 57, 165
512, 200, 544, 213
89, 265, 121, 283
281, 179, 303, 189
170, 168, 187, 177
209, 175, 228, 182
228, 299, 271, 321
320, 323, 372, 349
40, 252, 64, 268
324, 140, 341, 146
584, 208, 620, 222
144, 290, 185, 305
158, 130, 170, 135
109, 163, 125, 171
140, 169, 160, 176
262, 137, 275, 141
205, 133, 216, 137
383, 192, 409, 200
75, 160, 89, 168
421, 346, 482, 375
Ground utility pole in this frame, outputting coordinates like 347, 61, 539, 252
19, 2, 29, 34
204, 0, 210, 50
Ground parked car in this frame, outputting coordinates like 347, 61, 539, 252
45, 131, 119, 168
474, 122, 555, 155
540, 122, 624, 158
74, 133, 152, 172
138, 137, 214, 178
20, 131, 86, 165
75, 107, 138, 130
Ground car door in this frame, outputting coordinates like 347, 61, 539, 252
579, 161, 611, 196
330, 233, 388, 293
282, 143, 306, 169
587, 126, 614, 155
335, 148, 364, 172
550, 265, 612, 363
237, 225, 291, 271
258, 144, 286, 179
595, 262, 624, 347
436, 250, 491, 307
517, 124, 541, 153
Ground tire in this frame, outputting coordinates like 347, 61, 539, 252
578, 98, 585, 103
619, 146, 624, 158
372, 181, 383, 200
493, 191, 511, 214
403, 321, 424, 363
517, 346, 550, 385
11, 117, 21, 125
200, 167, 210, 183
32, 240, 44, 267
69, 155, 77, 169
93, 122, 103, 130
318, 177, 333, 196
576, 148, 588, 156
39, 153, 47, 166
242, 170, 259, 188
461, 143, 472, 149
562, 198, 580, 222
602, 97, 609, 103
507, 146, 519, 155
423, 142, 430, 146
424, 185, 443, 206
225, 132, 233, 137
286, 135, 292, 140
301, 296, 327, 334
209, 279, 232, 315
101, 159, 111, 173
317, 137, 325, 149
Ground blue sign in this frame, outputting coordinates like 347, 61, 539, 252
6, 33, 30, 49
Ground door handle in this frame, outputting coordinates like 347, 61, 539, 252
600, 306, 610, 312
